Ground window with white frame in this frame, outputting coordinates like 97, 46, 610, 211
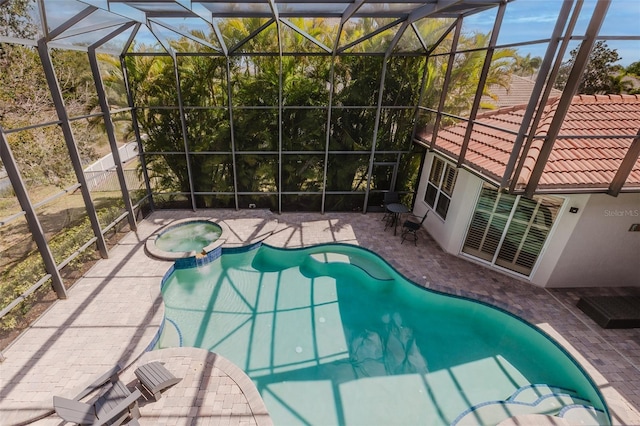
424, 156, 457, 219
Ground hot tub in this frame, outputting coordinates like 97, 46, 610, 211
146, 218, 227, 261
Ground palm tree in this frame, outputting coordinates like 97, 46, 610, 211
511, 53, 542, 77
124, 18, 518, 210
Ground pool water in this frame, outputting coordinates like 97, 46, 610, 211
155, 221, 222, 253
157, 244, 608, 426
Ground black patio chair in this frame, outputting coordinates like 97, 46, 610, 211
401, 211, 429, 245
381, 191, 400, 225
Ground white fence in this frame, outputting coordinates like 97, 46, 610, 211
1, 145, 142, 195
84, 143, 142, 191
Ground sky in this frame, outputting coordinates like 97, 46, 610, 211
465, 0, 640, 66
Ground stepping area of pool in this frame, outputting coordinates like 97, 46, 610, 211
0, 209, 638, 425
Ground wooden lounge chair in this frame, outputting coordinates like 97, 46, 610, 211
134, 361, 181, 401
53, 364, 141, 426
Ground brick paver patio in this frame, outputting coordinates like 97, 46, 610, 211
0, 209, 638, 425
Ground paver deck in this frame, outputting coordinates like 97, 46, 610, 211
0, 209, 638, 425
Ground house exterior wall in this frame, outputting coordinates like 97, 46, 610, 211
528, 193, 589, 287
543, 192, 640, 288
415, 153, 640, 288
414, 152, 482, 254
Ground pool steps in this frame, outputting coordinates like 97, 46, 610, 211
157, 318, 183, 349
306, 251, 395, 281
253, 246, 396, 282
451, 384, 607, 425
558, 404, 609, 424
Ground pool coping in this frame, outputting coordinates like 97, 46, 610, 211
127, 347, 273, 426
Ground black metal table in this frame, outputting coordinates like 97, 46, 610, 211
385, 203, 409, 235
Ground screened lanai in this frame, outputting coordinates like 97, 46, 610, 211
1, 0, 640, 344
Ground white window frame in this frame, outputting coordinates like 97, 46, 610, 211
424, 156, 457, 220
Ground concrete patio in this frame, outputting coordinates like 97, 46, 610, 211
0, 209, 638, 425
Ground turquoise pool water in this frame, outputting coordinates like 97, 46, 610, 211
155, 220, 222, 253
157, 243, 608, 425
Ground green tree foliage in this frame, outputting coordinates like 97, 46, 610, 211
510, 53, 542, 77
627, 61, 640, 76
554, 41, 622, 94
416, 31, 517, 120
0, 46, 102, 187
621, 61, 640, 95
126, 18, 517, 210
0, 0, 37, 39
0, 44, 52, 125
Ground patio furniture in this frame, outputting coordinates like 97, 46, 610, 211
401, 211, 429, 245
134, 361, 181, 401
381, 192, 400, 224
385, 203, 409, 235
53, 364, 141, 426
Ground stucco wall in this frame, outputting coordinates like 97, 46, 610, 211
414, 153, 482, 254
544, 192, 640, 288
528, 194, 590, 287
415, 153, 640, 288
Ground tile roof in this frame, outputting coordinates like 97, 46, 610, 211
481, 75, 563, 110
417, 94, 640, 192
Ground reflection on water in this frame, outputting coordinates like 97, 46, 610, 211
351, 312, 428, 378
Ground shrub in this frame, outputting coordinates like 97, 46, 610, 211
0, 205, 126, 331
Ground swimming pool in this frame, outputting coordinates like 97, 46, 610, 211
156, 243, 609, 425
